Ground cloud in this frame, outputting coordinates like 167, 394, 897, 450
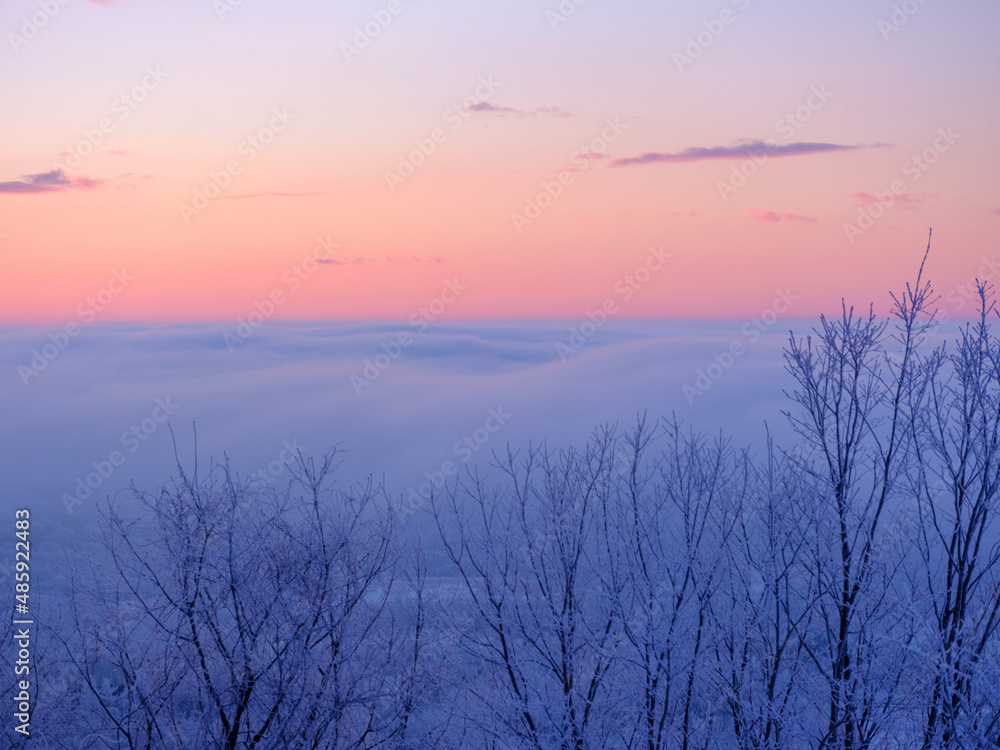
72, 176, 106, 190
468, 102, 574, 118
317, 257, 367, 265
534, 106, 574, 119
747, 208, 817, 224
564, 151, 609, 173
609, 140, 886, 168
0, 320, 811, 529
467, 102, 517, 115
0, 169, 105, 194
386, 256, 446, 264
850, 191, 938, 210
894, 192, 938, 209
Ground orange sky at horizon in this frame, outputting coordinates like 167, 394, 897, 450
2, 0, 997, 323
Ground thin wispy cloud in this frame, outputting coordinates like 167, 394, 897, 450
609, 140, 886, 168
317, 257, 367, 265
0, 169, 105, 194
386, 255, 446, 264
468, 102, 574, 118
747, 208, 817, 224
850, 191, 938, 210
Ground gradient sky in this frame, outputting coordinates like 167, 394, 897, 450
2, 0, 998, 322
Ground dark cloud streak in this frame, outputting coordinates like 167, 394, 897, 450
0, 169, 105, 194
609, 140, 888, 168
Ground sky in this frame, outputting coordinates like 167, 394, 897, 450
1, 0, 998, 323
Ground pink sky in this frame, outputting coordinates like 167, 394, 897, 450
2, 0, 998, 322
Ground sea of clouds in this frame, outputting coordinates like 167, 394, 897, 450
2, 317, 937, 550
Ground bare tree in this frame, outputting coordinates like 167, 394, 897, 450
717, 436, 822, 750
54, 437, 426, 749
908, 282, 1000, 748
781, 242, 935, 749
431, 428, 622, 750
606, 416, 743, 750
